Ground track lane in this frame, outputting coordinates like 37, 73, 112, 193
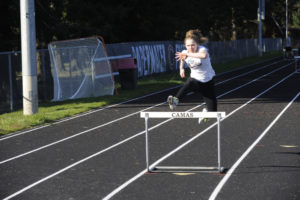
0, 59, 290, 162
0, 59, 296, 200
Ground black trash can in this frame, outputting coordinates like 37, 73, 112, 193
117, 58, 138, 90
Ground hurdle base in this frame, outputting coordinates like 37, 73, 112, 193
150, 166, 225, 173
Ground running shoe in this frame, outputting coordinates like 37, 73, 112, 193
167, 95, 179, 110
198, 108, 208, 124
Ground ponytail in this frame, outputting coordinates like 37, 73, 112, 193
184, 29, 208, 44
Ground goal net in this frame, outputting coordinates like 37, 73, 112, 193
48, 36, 115, 101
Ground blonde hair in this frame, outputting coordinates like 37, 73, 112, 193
184, 29, 208, 44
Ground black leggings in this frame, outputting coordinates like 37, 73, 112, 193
175, 77, 217, 111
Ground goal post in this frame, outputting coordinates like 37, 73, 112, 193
140, 111, 226, 173
48, 36, 117, 101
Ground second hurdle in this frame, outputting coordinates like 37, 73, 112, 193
140, 111, 226, 173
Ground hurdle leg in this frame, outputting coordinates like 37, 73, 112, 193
145, 113, 150, 172
217, 114, 222, 172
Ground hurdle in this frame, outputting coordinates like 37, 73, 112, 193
140, 111, 226, 173
294, 56, 300, 73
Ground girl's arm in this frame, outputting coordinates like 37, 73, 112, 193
186, 48, 207, 58
176, 48, 207, 60
179, 59, 185, 78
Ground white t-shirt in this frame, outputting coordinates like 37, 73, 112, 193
182, 46, 215, 83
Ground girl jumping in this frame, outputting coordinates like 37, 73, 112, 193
167, 29, 217, 123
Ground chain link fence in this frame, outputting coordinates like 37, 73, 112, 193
0, 38, 282, 113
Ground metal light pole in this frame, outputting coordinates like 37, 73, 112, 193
286, 0, 288, 39
20, 0, 38, 115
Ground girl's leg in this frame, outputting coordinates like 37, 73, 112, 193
198, 79, 217, 111
168, 77, 197, 110
175, 77, 197, 99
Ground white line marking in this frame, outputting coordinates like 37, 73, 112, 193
102, 169, 148, 200
3, 67, 294, 200
0, 125, 51, 141
0, 58, 285, 141
215, 61, 281, 85
100, 72, 296, 200
0, 63, 293, 165
215, 57, 282, 76
0, 102, 166, 165
2, 117, 175, 200
215, 63, 291, 99
0, 86, 180, 141
208, 91, 300, 200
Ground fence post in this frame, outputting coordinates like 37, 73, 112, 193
41, 50, 47, 100
8, 53, 14, 111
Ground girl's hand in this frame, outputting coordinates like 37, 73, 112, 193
175, 52, 187, 61
180, 68, 185, 78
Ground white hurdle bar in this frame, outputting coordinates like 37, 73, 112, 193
294, 56, 300, 73
140, 111, 226, 173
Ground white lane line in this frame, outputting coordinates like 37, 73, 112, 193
0, 125, 52, 141
0, 58, 285, 141
102, 71, 295, 200
215, 61, 281, 85
215, 57, 282, 76
0, 62, 293, 165
0, 86, 180, 141
208, 91, 300, 200
2, 68, 294, 200
103, 72, 297, 199
0, 101, 166, 165
215, 63, 292, 98
0, 62, 292, 165
2, 116, 179, 200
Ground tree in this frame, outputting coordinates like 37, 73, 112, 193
1, 0, 299, 51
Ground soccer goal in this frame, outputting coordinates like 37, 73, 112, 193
48, 36, 121, 101
140, 111, 226, 173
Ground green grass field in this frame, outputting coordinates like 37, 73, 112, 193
0, 51, 282, 135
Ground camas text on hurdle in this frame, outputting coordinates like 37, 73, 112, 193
171, 112, 194, 118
